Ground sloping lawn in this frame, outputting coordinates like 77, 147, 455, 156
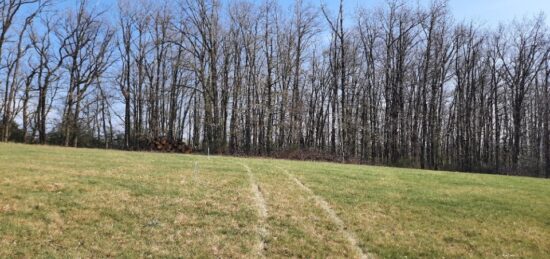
1, 143, 548, 258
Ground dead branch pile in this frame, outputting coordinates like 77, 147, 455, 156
150, 137, 193, 153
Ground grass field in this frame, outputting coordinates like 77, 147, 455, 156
1, 143, 549, 258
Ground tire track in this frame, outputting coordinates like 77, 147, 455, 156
277, 166, 371, 259
240, 162, 268, 257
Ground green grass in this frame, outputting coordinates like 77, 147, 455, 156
1, 143, 549, 258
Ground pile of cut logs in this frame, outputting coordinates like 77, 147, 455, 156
150, 137, 193, 153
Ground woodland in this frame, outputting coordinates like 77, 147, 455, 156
1, 0, 549, 177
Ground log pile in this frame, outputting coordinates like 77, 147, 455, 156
150, 137, 193, 153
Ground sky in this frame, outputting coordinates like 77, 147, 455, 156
287, 0, 550, 27
57, 0, 550, 27
445, 0, 550, 26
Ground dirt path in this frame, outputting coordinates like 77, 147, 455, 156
277, 166, 371, 259
240, 162, 269, 257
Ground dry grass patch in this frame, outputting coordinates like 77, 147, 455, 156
0, 144, 258, 258
245, 160, 357, 258
282, 161, 550, 258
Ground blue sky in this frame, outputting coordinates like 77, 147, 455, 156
287, 0, 550, 27
445, 0, 549, 26
54, 0, 550, 27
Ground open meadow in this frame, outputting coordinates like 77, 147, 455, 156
0, 143, 549, 258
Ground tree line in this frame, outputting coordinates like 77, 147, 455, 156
1, 0, 549, 177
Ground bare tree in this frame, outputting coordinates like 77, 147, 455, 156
59, 0, 114, 147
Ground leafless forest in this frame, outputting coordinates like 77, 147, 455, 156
1, 0, 549, 177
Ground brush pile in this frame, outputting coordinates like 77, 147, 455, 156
150, 137, 193, 153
